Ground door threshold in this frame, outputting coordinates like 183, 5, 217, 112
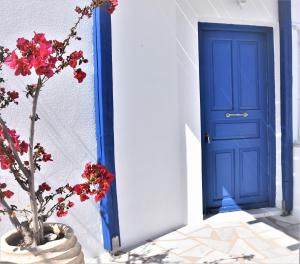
246, 207, 282, 218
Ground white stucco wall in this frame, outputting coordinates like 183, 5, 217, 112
0, 0, 102, 259
292, 0, 300, 219
112, 0, 281, 250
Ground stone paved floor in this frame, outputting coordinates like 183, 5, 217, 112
104, 211, 299, 264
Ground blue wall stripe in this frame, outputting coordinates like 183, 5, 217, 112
93, 7, 121, 251
279, 0, 293, 214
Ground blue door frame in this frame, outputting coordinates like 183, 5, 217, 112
198, 23, 276, 214
93, 7, 121, 251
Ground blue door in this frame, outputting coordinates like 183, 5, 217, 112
199, 24, 275, 213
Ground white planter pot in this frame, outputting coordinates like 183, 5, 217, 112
0, 223, 84, 264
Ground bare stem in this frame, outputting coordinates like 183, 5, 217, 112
0, 196, 33, 245
0, 196, 22, 230
28, 77, 42, 246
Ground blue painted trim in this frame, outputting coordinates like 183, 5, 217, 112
279, 0, 293, 214
198, 23, 276, 213
93, 7, 121, 251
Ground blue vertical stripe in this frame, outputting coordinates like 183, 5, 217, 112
93, 7, 121, 251
279, 0, 293, 214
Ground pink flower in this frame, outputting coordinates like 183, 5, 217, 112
5, 52, 32, 76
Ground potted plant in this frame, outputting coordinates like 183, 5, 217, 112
0, 1, 118, 263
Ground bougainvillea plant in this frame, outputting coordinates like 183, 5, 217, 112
0, 0, 118, 247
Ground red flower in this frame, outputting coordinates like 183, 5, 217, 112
35, 65, 54, 78
42, 153, 53, 162
95, 192, 104, 202
39, 182, 51, 192
5, 52, 31, 76
57, 197, 65, 203
33, 33, 46, 43
3, 190, 14, 199
56, 210, 68, 217
0, 155, 12, 170
72, 184, 85, 195
19, 141, 29, 155
7, 91, 19, 100
67, 201, 74, 208
70, 50, 83, 60
69, 59, 77, 68
5, 51, 19, 69
80, 193, 89, 202
74, 69, 86, 83
16, 38, 30, 52
108, 0, 118, 14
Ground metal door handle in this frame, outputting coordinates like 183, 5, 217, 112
225, 112, 249, 118
205, 132, 211, 144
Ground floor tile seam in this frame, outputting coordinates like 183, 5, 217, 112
176, 225, 210, 236
254, 229, 298, 250
154, 238, 215, 260
176, 244, 214, 259
239, 237, 290, 259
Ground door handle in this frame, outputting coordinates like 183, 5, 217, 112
225, 112, 249, 118
204, 132, 211, 144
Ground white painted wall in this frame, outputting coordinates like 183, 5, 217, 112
112, 0, 281, 250
292, 0, 300, 219
0, 0, 103, 259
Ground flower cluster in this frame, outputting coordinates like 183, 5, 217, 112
74, 163, 114, 202
38, 182, 51, 192
0, 87, 19, 109
4, 33, 87, 83
0, 127, 29, 170
54, 163, 114, 217
56, 198, 75, 218
32, 143, 53, 171
5, 34, 56, 78
75, 0, 118, 16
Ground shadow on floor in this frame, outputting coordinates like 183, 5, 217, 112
254, 216, 300, 241
201, 254, 255, 264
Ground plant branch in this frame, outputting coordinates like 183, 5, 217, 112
0, 140, 29, 191
43, 192, 73, 220
0, 196, 22, 231
28, 77, 42, 246
0, 116, 30, 179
